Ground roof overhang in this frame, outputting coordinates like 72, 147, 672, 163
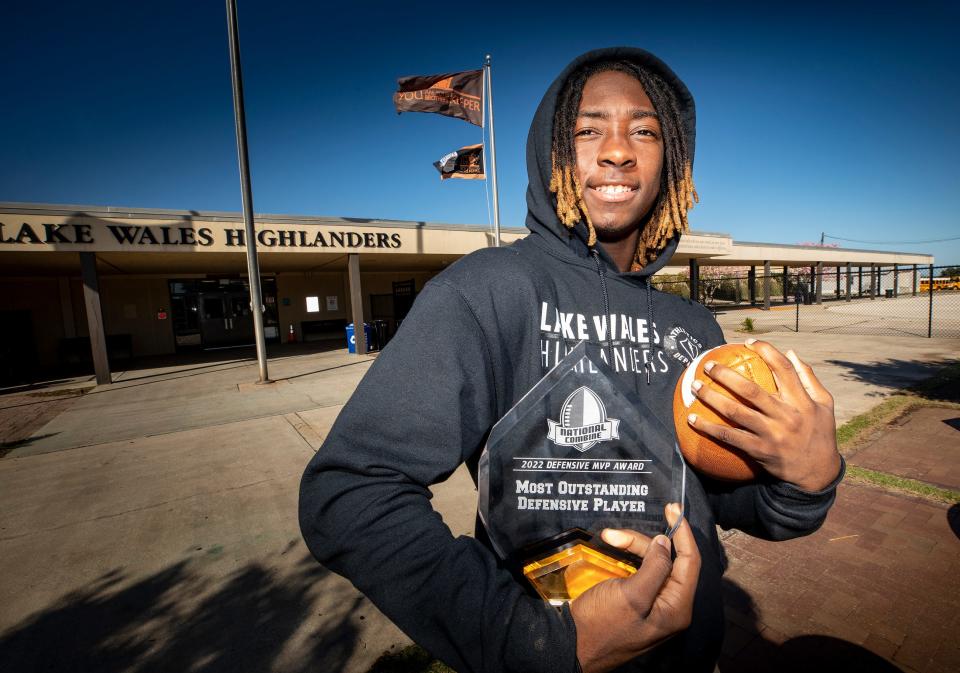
0, 203, 936, 275
707, 241, 934, 267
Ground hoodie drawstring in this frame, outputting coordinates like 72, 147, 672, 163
591, 249, 655, 385
645, 279, 654, 385
591, 250, 613, 365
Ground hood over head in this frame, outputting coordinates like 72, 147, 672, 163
525, 47, 696, 278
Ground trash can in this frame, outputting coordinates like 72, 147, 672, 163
345, 323, 373, 353
371, 319, 389, 351
885, 289, 894, 298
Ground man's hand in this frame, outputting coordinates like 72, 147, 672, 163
571, 503, 700, 673
687, 339, 842, 491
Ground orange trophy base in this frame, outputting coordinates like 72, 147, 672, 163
521, 532, 638, 605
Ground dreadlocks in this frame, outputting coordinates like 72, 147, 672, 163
550, 60, 698, 270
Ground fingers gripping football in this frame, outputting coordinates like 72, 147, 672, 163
686, 340, 841, 491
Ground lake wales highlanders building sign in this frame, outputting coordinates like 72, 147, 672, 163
0, 218, 403, 253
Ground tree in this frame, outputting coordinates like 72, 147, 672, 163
939, 266, 960, 278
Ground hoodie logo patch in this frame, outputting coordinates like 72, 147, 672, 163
547, 386, 620, 453
664, 326, 703, 366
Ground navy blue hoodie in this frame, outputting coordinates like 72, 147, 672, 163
299, 47, 841, 673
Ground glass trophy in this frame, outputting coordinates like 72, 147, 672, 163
478, 341, 686, 605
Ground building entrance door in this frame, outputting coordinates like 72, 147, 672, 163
170, 277, 279, 351
199, 290, 255, 348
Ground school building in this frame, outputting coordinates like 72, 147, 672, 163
0, 202, 934, 385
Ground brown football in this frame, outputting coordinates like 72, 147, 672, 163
672, 343, 778, 481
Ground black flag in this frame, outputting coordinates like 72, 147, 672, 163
433, 144, 484, 180
393, 70, 483, 126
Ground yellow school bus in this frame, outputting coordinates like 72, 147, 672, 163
919, 276, 960, 291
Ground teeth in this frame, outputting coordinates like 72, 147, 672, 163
594, 185, 632, 193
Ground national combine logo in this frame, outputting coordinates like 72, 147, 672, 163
547, 386, 620, 453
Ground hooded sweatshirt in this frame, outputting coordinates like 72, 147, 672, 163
299, 47, 841, 673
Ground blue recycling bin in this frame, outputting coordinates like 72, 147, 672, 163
345, 322, 373, 353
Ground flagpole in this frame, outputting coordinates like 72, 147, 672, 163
484, 55, 501, 247
226, 0, 270, 383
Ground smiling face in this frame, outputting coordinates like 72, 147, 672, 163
574, 70, 664, 243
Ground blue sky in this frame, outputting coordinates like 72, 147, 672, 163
2, 1, 958, 264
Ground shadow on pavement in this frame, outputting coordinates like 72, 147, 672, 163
0, 551, 362, 673
277, 358, 373, 383
720, 578, 903, 673
0, 432, 60, 457
823, 358, 952, 398
948, 505, 960, 541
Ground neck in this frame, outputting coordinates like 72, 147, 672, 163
597, 229, 641, 273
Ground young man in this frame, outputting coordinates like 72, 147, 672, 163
300, 47, 843, 673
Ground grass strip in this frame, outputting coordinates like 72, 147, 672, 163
836, 359, 960, 453
835, 395, 915, 451
845, 465, 960, 505
834, 359, 960, 502
834, 395, 960, 454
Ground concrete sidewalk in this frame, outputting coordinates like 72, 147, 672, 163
0, 331, 957, 673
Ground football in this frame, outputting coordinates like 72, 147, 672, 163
672, 343, 778, 481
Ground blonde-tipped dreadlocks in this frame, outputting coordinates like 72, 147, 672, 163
550, 60, 698, 270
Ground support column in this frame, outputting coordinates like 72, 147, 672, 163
79, 252, 111, 385
347, 253, 366, 355
809, 266, 816, 298
763, 260, 771, 310
870, 264, 875, 300
689, 258, 700, 303
748, 266, 756, 305
912, 264, 918, 296
835, 265, 841, 298
845, 262, 852, 302
815, 262, 823, 304
782, 266, 788, 304
858, 266, 863, 297
893, 264, 899, 297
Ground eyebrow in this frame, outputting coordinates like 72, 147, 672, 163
577, 109, 659, 120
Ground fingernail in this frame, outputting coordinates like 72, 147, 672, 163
667, 502, 681, 517
786, 349, 797, 360
703, 361, 715, 373
653, 535, 670, 550
602, 529, 632, 548
687, 413, 697, 424
692, 379, 703, 392
745, 338, 757, 346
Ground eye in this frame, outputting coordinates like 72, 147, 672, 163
633, 127, 660, 139
575, 127, 599, 137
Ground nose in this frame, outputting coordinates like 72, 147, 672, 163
597, 130, 635, 168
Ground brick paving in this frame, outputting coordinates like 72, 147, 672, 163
719, 406, 960, 673
847, 406, 960, 490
